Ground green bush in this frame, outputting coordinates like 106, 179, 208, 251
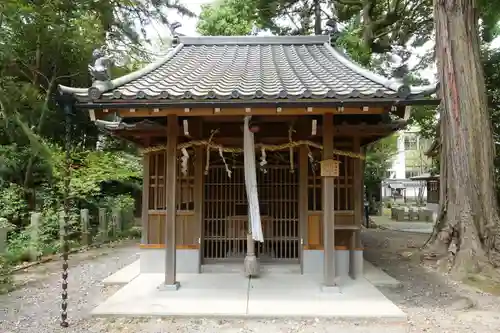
0, 183, 29, 224
122, 225, 141, 239
4, 230, 31, 264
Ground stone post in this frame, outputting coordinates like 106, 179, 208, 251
98, 207, 108, 243
80, 209, 90, 246
29, 212, 41, 261
111, 208, 122, 237
0, 218, 9, 254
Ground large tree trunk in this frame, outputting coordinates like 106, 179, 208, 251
426, 0, 500, 279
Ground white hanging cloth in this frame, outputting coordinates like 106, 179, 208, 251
243, 116, 264, 242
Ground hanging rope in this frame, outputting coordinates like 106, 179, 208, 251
180, 148, 189, 176
307, 145, 316, 174
204, 129, 218, 175
260, 147, 267, 173
288, 126, 295, 173
219, 147, 232, 178
141, 140, 365, 160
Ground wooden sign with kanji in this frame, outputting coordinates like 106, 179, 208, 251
320, 159, 340, 177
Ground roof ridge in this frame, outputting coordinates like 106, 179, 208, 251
178, 35, 330, 45
59, 43, 184, 96
323, 43, 402, 92
323, 43, 437, 95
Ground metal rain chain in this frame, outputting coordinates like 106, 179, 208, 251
59, 95, 73, 328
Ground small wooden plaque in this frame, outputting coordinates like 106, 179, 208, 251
320, 159, 340, 177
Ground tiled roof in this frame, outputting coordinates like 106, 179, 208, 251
60, 35, 436, 103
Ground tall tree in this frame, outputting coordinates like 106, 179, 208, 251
197, 0, 258, 36
426, 0, 500, 278
0, 0, 195, 203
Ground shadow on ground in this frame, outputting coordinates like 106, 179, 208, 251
362, 229, 461, 308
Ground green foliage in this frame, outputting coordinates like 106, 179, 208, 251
364, 134, 398, 197
0, 183, 28, 223
5, 230, 33, 264
49, 147, 141, 201
197, 0, 258, 36
408, 106, 438, 140
102, 194, 136, 212
0, 0, 195, 272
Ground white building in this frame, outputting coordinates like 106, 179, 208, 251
382, 126, 433, 200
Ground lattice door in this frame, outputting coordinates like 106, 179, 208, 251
202, 159, 299, 263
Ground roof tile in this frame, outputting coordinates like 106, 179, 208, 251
61, 35, 436, 102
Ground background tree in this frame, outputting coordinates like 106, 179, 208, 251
0, 0, 193, 266
197, 0, 258, 36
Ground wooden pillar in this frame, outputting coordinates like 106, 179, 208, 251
193, 118, 204, 273
322, 113, 336, 287
141, 153, 150, 244
351, 136, 363, 278
361, 146, 366, 225
353, 136, 363, 228
299, 145, 309, 273
164, 115, 179, 289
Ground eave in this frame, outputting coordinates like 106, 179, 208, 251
75, 97, 440, 110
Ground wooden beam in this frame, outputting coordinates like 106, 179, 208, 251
141, 153, 150, 244
202, 115, 300, 123
202, 120, 310, 138
164, 114, 179, 289
110, 124, 398, 143
322, 113, 336, 287
117, 106, 385, 118
324, 124, 401, 136
299, 146, 309, 274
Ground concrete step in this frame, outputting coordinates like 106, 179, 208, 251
201, 263, 301, 274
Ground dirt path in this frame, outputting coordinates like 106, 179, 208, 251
362, 229, 500, 333
1, 231, 500, 332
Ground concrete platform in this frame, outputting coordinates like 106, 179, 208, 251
102, 259, 401, 288
247, 273, 403, 318
363, 261, 401, 287
92, 271, 406, 320
103, 259, 140, 285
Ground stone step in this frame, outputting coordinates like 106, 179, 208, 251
202, 263, 301, 274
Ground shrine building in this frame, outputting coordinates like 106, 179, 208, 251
59, 35, 437, 290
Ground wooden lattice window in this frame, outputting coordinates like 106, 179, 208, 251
147, 150, 195, 211
307, 143, 355, 211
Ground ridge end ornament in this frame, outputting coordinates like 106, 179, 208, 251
88, 47, 114, 82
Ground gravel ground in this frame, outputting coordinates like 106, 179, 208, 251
0, 245, 139, 333
1, 230, 500, 333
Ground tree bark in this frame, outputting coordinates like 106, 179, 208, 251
427, 0, 500, 279
314, 0, 322, 35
